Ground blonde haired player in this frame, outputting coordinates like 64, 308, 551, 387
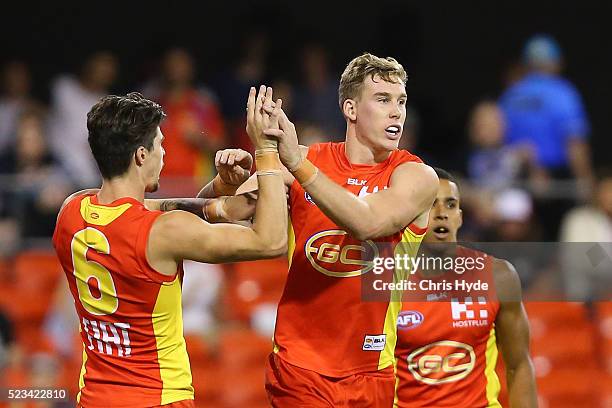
239, 53, 438, 407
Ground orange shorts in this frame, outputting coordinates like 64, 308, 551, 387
265, 353, 395, 408
77, 399, 194, 408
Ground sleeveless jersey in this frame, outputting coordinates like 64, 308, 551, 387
52, 194, 194, 407
273, 142, 427, 377
394, 247, 501, 407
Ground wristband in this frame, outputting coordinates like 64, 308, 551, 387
255, 149, 281, 171
256, 169, 283, 176
203, 197, 229, 223
290, 159, 319, 188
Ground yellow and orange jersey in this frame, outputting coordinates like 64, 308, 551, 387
394, 247, 501, 408
52, 194, 193, 408
273, 142, 426, 377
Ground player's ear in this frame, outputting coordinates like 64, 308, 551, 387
135, 146, 147, 167
342, 99, 357, 121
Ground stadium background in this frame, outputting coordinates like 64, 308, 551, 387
1, 1, 611, 407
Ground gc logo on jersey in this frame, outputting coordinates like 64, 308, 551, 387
305, 230, 379, 277
407, 340, 475, 384
397, 311, 424, 330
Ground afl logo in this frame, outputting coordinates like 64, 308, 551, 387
304, 230, 379, 277
407, 340, 475, 385
397, 311, 424, 330
90, 212, 100, 220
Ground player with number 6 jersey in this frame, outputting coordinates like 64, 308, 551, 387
53, 88, 288, 407
53, 192, 193, 407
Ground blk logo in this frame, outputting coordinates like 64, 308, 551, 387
358, 185, 388, 198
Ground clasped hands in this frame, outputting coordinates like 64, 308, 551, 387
246, 85, 302, 171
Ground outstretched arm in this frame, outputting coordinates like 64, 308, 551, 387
59, 188, 256, 224
262, 108, 437, 240
146, 194, 256, 223
494, 259, 538, 408
59, 147, 255, 219
296, 161, 436, 240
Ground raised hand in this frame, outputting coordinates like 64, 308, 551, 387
263, 106, 302, 170
246, 85, 279, 150
214, 148, 253, 187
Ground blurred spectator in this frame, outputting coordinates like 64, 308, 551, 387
215, 33, 268, 120
467, 100, 527, 189
293, 44, 344, 140
213, 33, 268, 152
0, 60, 37, 154
501, 60, 527, 88
487, 188, 551, 289
398, 106, 420, 151
499, 34, 593, 239
0, 310, 14, 369
144, 48, 225, 190
499, 34, 593, 185
270, 78, 294, 117
560, 168, 612, 242
490, 188, 537, 241
44, 279, 78, 358
48, 51, 118, 187
0, 308, 28, 393
181, 261, 223, 338
0, 198, 19, 255
559, 168, 612, 300
250, 303, 277, 338
0, 109, 72, 238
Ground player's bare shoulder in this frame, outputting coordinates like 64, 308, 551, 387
146, 210, 205, 275
492, 257, 523, 302
392, 161, 438, 179
390, 162, 438, 191
389, 162, 439, 217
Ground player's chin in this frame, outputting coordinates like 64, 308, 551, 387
380, 136, 400, 151
424, 235, 454, 245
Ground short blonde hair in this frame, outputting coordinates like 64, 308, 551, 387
338, 52, 407, 108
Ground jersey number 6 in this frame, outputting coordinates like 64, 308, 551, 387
71, 228, 118, 316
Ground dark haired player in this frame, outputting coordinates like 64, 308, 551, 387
394, 168, 537, 407
53, 88, 287, 407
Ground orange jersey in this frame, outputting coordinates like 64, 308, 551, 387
394, 247, 501, 408
273, 142, 427, 377
52, 194, 193, 408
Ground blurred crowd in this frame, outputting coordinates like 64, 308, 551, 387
0, 34, 611, 407
0, 35, 610, 249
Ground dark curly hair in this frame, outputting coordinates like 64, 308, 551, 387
87, 92, 166, 180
